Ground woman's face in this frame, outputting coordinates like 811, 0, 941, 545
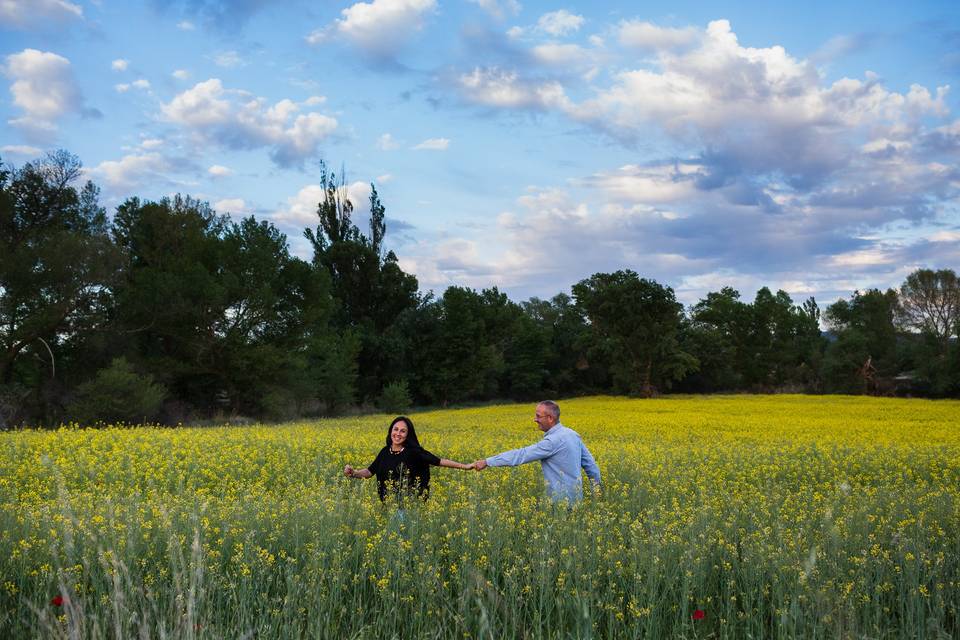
390, 421, 408, 448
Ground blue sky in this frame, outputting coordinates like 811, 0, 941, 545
2, 0, 959, 307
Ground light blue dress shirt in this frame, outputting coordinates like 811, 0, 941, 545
486, 423, 602, 502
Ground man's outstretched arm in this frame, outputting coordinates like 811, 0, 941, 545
486, 437, 559, 468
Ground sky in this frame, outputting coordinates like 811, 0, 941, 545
2, 0, 959, 308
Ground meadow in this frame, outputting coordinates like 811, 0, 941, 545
1, 395, 959, 639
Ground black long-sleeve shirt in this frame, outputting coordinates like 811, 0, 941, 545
367, 445, 441, 502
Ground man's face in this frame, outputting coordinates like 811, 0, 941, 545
534, 405, 556, 432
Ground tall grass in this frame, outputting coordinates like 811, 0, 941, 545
1, 396, 958, 638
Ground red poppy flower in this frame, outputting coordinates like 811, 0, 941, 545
51, 595, 64, 607
692, 609, 705, 620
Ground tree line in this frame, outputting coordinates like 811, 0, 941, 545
2, 151, 958, 427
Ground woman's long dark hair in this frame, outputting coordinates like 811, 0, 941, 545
386, 416, 422, 448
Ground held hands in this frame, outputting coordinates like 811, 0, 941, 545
473, 459, 488, 471
343, 464, 354, 478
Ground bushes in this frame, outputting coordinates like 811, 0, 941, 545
67, 358, 167, 425
377, 380, 412, 414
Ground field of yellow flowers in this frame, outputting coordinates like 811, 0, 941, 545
2, 395, 959, 639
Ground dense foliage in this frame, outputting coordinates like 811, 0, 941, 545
1, 152, 958, 425
2, 396, 959, 638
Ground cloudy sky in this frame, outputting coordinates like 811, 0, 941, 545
2, 0, 959, 306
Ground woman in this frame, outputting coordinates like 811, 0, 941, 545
344, 416, 473, 502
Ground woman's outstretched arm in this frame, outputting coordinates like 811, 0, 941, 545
344, 464, 373, 478
438, 459, 475, 470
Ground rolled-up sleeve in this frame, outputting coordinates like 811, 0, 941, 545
487, 437, 559, 467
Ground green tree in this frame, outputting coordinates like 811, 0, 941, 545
0, 151, 120, 421
684, 287, 752, 391
572, 270, 697, 397
67, 357, 166, 425
304, 164, 419, 401
110, 195, 230, 412
521, 294, 601, 396
898, 269, 959, 348
377, 379, 412, 414
821, 288, 900, 393
305, 329, 361, 414
897, 269, 960, 396
113, 198, 346, 418
739, 288, 822, 390
216, 216, 337, 416
415, 287, 502, 405
502, 312, 550, 399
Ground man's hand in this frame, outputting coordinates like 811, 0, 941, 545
344, 464, 355, 477
473, 459, 488, 471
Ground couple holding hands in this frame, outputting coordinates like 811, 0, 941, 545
343, 400, 602, 504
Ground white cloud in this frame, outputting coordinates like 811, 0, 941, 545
563, 19, 950, 184
140, 138, 163, 149
413, 137, 450, 150
469, 0, 521, 19
87, 152, 173, 192
458, 67, 571, 110
420, 19, 959, 302
928, 231, 960, 243
377, 133, 400, 150
162, 79, 233, 126
531, 43, 590, 66
273, 181, 373, 228
214, 198, 248, 213
173, 69, 190, 80
826, 249, 898, 268
581, 163, 700, 204
398, 140, 960, 303
1, 144, 42, 157
346, 181, 373, 211
116, 80, 150, 94
310, 0, 437, 57
177, 20, 195, 31
208, 164, 233, 177
929, 231, 960, 243
3, 49, 85, 137
536, 10, 583, 37
111, 59, 129, 72
463, 19, 950, 197
861, 138, 911, 154
0, 0, 82, 28
617, 20, 698, 50
213, 51, 244, 68
274, 185, 326, 226
161, 79, 338, 166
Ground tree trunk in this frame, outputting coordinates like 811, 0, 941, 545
641, 359, 653, 398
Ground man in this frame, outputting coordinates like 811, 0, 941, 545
474, 400, 601, 502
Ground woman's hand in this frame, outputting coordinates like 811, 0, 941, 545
344, 464, 355, 477
464, 462, 476, 471
439, 458, 477, 471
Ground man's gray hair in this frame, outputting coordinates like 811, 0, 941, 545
537, 400, 560, 420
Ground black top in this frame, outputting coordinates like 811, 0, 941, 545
368, 445, 442, 502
